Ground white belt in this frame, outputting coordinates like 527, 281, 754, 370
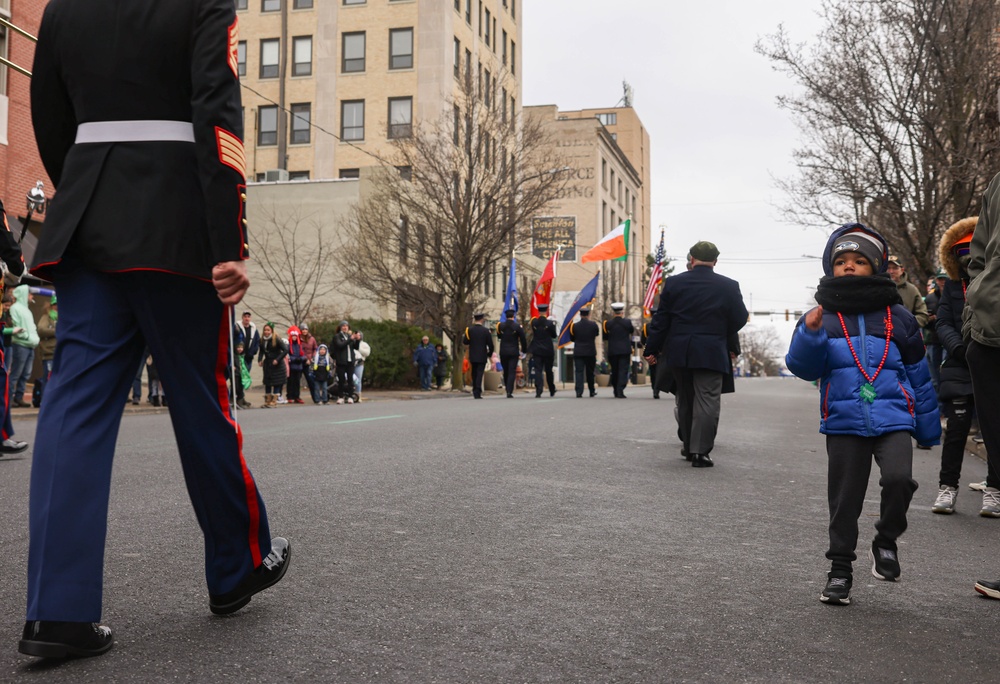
75, 120, 195, 144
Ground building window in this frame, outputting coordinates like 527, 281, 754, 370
340, 168, 360, 179
453, 105, 461, 145
601, 159, 607, 187
237, 41, 247, 77
342, 32, 365, 73
290, 103, 311, 144
465, 0, 471, 24
389, 28, 413, 70
483, 70, 491, 108
293, 0, 313, 7
399, 216, 409, 263
262, 0, 280, 11
501, 86, 507, 122
610, 170, 616, 196
397, 166, 412, 181
236, 0, 248, 9
478, 1, 483, 36
260, 39, 279, 79
510, 41, 516, 74
288, 171, 310, 180
511, 0, 516, 20
292, 36, 312, 77
341, 100, 365, 141
344, 0, 365, 4
618, 179, 623, 204
492, 18, 497, 53
502, 30, 507, 65
484, 9, 491, 46
454, 38, 461, 79
464, 48, 472, 84
602, 201, 607, 231
597, 112, 617, 126
510, 96, 516, 124
455, 0, 460, 10
257, 106, 278, 146
388, 97, 413, 139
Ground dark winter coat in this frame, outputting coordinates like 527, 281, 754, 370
288, 338, 308, 372
936, 216, 977, 401
924, 288, 941, 345
528, 316, 556, 357
332, 331, 359, 366
602, 316, 634, 357
258, 336, 288, 387
569, 318, 599, 357
434, 349, 449, 378
463, 324, 494, 363
412, 342, 437, 367
496, 319, 527, 357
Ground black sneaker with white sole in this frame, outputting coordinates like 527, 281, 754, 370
974, 579, 1000, 599
820, 575, 852, 605
870, 544, 900, 581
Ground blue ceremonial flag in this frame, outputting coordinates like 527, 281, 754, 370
500, 255, 518, 322
557, 272, 600, 348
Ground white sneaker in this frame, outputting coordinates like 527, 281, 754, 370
932, 485, 957, 514
981, 488, 1000, 518
346, 398, 354, 404
336, 398, 344, 405
276, 395, 287, 404
970, 480, 988, 492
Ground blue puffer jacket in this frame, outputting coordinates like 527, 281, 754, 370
786, 304, 940, 444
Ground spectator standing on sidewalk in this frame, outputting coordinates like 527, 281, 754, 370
354, 331, 370, 398
887, 256, 929, 327
962, 172, 1000, 600
8, 284, 39, 408
286, 326, 307, 404
299, 324, 319, 403
413, 336, 436, 391
312, 344, 332, 404
258, 323, 288, 408
785, 223, 939, 606
331, 321, 359, 404
924, 271, 946, 393
240, 311, 260, 387
0, 200, 28, 455
434, 344, 449, 389
36, 295, 57, 387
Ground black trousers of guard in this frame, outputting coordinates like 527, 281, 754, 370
534, 355, 554, 396
471, 361, 486, 398
574, 356, 595, 396
609, 354, 630, 397
501, 355, 519, 396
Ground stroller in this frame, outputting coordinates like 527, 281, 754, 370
327, 373, 360, 404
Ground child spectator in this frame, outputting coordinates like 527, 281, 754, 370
231, 341, 251, 409
931, 217, 995, 516
786, 223, 940, 606
313, 344, 332, 404
146, 354, 165, 407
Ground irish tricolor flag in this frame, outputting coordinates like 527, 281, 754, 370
581, 219, 629, 263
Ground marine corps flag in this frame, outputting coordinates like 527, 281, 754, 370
558, 272, 600, 348
530, 250, 559, 318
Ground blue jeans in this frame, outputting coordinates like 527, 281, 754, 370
419, 363, 433, 389
354, 364, 364, 393
9, 344, 34, 406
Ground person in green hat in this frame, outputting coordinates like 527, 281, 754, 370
923, 268, 946, 397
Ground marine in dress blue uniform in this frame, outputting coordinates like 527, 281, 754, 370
22, 0, 289, 658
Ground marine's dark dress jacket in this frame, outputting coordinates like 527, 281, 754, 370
463, 324, 494, 363
30, 0, 248, 281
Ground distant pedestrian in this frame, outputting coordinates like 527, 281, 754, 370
887, 256, 930, 328
240, 311, 260, 386
312, 344, 332, 404
354, 331, 370, 398
331, 320, 359, 405
286, 326, 307, 404
35, 295, 57, 405
603, 303, 634, 399
258, 323, 288, 408
643, 241, 749, 468
413, 336, 437, 391
434, 344, 449, 389
529, 304, 557, 397
569, 307, 599, 398
785, 223, 939, 606
299, 324, 319, 403
8, 284, 39, 409
146, 354, 166, 407
496, 310, 527, 398
0, 200, 28, 455
463, 312, 494, 399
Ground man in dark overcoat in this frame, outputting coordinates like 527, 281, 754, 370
603, 302, 634, 398
570, 308, 600, 397
529, 304, 557, 397
496, 309, 527, 398
22, 0, 289, 658
644, 241, 748, 468
464, 312, 494, 399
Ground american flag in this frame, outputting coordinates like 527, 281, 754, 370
643, 232, 666, 315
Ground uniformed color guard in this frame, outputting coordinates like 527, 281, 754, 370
529, 303, 558, 397
569, 307, 599, 397
463, 312, 494, 399
604, 302, 634, 398
496, 309, 527, 398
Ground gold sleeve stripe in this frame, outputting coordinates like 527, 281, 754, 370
228, 17, 240, 78
216, 127, 246, 179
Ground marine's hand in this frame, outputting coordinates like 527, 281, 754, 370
804, 306, 824, 331
212, 260, 250, 305
644, 354, 657, 365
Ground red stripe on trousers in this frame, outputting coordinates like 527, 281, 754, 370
215, 312, 262, 567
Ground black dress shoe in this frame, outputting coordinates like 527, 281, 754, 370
209, 537, 291, 615
19, 621, 114, 659
691, 453, 714, 468
506, 393, 513, 398
1, 438, 28, 453
589, 390, 597, 397
549, 390, 556, 397
681, 448, 693, 462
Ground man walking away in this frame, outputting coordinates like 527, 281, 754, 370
570, 307, 599, 397
464, 313, 494, 399
496, 310, 527, 398
603, 302, 633, 398
529, 304, 557, 397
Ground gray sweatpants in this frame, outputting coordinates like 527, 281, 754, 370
826, 431, 917, 576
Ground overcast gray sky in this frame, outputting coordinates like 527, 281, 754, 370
523, 0, 830, 342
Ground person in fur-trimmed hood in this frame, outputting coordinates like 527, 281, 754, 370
786, 222, 940, 606
930, 217, 990, 517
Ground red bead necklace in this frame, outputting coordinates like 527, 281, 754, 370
837, 307, 893, 402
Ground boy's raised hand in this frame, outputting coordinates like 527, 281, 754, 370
804, 306, 824, 331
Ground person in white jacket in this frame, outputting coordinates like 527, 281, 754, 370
354, 331, 371, 398
8, 284, 39, 408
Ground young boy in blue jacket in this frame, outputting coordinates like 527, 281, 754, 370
786, 223, 940, 606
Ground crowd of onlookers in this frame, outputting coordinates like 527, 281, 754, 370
1, 286, 56, 409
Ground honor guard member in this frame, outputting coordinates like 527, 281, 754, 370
0, 201, 28, 454
23, 0, 289, 658
569, 307, 600, 397
464, 312, 494, 399
641, 321, 660, 399
529, 303, 558, 397
604, 303, 635, 398
496, 309, 527, 398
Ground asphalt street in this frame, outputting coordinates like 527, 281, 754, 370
1, 378, 999, 682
